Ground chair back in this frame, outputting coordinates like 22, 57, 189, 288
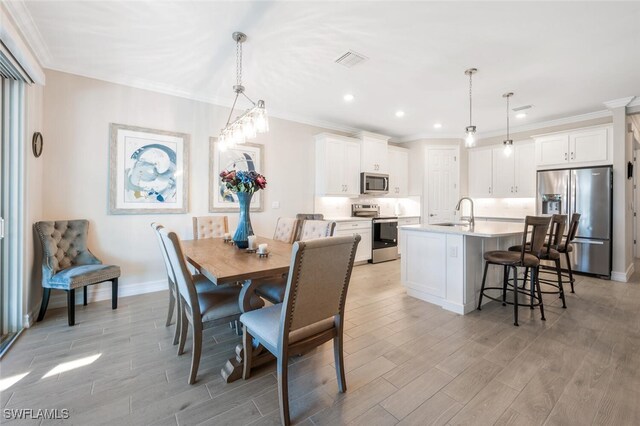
567, 213, 581, 242
272, 217, 299, 244
518, 216, 551, 261
151, 223, 175, 285
280, 235, 360, 341
159, 228, 199, 316
192, 216, 228, 240
296, 213, 324, 221
544, 214, 567, 254
35, 220, 100, 276
298, 220, 336, 241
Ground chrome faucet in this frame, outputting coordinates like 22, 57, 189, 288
455, 197, 475, 227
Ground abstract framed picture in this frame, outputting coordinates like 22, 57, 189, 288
109, 123, 189, 214
209, 138, 264, 212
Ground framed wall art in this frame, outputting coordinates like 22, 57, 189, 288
109, 123, 189, 214
209, 138, 264, 212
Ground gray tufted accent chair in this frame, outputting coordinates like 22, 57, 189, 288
35, 220, 120, 326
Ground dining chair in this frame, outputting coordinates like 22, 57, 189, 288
151, 223, 219, 345
255, 219, 337, 304
272, 217, 300, 244
35, 220, 120, 326
240, 235, 361, 426
192, 216, 228, 240
159, 227, 263, 384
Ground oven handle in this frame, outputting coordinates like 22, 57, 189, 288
373, 219, 398, 224
384, 177, 389, 192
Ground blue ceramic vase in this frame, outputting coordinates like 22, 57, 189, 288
233, 192, 254, 249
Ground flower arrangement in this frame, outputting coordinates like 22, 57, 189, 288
219, 169, 267, 194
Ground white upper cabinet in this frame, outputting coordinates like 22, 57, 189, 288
388, 146, 409, 196
468, 148, 493, 197
514, 142, 536, 197
358, 132, 389, 173
492, 147, 516, 197
315, 133, 361, 197
534, 125, 612, 169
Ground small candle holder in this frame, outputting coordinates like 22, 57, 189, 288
245, 248, 257, 253
257, 251, 270, 258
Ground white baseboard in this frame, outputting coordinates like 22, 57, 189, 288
23, 307, 38, 328
46, 279, 169, 310
611, 263, 635, 282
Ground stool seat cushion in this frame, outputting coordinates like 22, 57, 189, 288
508, 245, 561, 260
484, 250, 540, 267
556, 243, 573, 253
48, 264, 121, 290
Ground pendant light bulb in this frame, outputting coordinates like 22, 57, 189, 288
465, 125, 476, 147
503, 141, 513, 157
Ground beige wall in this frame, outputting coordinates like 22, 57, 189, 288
41, 70, 340, 307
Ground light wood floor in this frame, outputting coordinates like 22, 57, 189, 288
2, 260, 639, 425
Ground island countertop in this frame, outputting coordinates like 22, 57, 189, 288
399, 221, 525, 238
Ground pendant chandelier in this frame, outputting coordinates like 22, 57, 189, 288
503, 92, 514, 156
464, 68, 478, 147
218, 32, 268, 151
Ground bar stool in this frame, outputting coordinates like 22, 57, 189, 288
508, 214, 568, 309
556, 213, 581, 293
477, 216, 551, 326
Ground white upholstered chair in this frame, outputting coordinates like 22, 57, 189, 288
298, 220, 336, 241
241, 235, 361, 426
192, 216, 228, 240
272, 217, 299, 244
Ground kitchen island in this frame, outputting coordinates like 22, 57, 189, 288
399, 222, 525, 314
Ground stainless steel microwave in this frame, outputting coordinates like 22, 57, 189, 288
360, 172, 389, 195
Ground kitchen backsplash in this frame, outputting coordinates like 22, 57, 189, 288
472, 198, 536, 219
315, 196, 421, 218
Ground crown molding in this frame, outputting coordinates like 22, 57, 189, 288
2, 1, 52, 68
392, 133, 463, 143
628, 97, 640, 108
603, 96, 636, 109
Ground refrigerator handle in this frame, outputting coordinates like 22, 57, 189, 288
571, 170, 577, 217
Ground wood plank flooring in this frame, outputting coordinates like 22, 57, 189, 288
2, 260, 640, 425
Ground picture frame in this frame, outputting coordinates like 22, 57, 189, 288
209, 138, 264, 212
109, 123, 189, 214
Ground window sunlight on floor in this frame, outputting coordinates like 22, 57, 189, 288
0, 372, 30, 392
41, 353, 102, 379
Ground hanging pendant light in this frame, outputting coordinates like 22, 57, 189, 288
503, 92, 514, 157
464, 68, 478, 147
218, 32, 268, 151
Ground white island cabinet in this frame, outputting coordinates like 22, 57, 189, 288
399, 222, 524, 314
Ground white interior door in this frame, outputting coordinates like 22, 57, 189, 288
425, 147, 459, 224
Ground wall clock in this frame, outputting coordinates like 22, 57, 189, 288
32, 132, 43, 158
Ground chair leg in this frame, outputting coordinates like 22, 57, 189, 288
334, 324, 347, 393
37, 288, 51, 322
172, 292, 181, 346
178, 307, 188, 356
67, 289, 76, 326
565, 251, 575, 293
529, 267, 535, 310
556, 258, 567, 308
534, 267, 546, 321
166, 286, 175, 327
111, 278, 118, 309
512, 266, 519, 327
83, 286, 88, 306
242, 326, 253, 380
522, 267, 529, 290
277, 353, 291, 426
477, 262, 489, 310
502, 266, 508, 306
188, 321, 203, 385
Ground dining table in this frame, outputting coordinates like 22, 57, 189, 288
181, 235, 293, 383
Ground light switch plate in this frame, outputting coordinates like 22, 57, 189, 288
272, 201, 280, 209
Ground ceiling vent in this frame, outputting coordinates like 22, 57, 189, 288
512, 104, 533, 112
335, 50, 368, 68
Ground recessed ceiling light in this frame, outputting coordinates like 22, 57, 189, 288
343, 93, 354, 102
433, 123, 442, 129
395, 110, 405, 118
516, 112, 527, 119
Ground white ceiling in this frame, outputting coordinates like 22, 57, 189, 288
9, 1, 640, 140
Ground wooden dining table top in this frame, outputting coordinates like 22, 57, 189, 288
181, 236, 293, 284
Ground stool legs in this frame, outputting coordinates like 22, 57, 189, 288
555, 258, 567, 308
565, 251, 575, 293
477, 262, 489, 310
502, 266, 508, 306
533, 267, 545, 321
512, 266, 519, 327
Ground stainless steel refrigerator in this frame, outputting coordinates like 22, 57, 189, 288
537, 166, 612, 277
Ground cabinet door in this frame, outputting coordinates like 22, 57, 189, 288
514, 142, 536, 197
361, 136, 388, 173
324, 138, 346, 195
334, 229, 371, 262
535, 135, 569, 167
344, 141, 361, 196
468, 149, 493, 197
570, 127, 609, 164
388, 148, 409, 196
492, 148, 516, 197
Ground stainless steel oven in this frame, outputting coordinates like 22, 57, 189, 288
360, 172, 389, 195
372, 217, 398, 263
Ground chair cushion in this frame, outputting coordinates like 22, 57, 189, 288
556, 243, 573, 253
240, 304, 335, 351
508, 245, 561, 260
198, 286, 243, 322
484, 250, 540, 267
193, 274, 217, 293
47, 264, 121, 290
255, 275, 287, 304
